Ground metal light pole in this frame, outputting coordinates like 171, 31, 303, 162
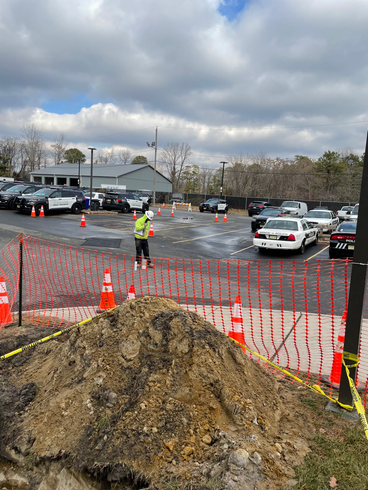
220, 161, 228, 197
146, 127, 158, 204
88, 147, 96, 211
78, 159, 81, 188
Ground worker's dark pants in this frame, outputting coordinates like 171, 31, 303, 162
135, 238, 151, 265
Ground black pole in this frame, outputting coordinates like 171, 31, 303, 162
88, 147, 96, 211
220, 161, 228, 197
18, 233, 23, 327
78, 159, 81, 188
338, 132, 368, 406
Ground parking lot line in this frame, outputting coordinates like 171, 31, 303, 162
173, 229, 247, 244
305, 245, 329, 261
230, 244, 254, 255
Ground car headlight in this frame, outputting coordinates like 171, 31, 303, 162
28, 201, 35, 205
252, 219, 256, 222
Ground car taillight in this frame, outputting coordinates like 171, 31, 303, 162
259, 206, 264, 209
336, 211, 339, 215
287, 234, 296, 241
331, 234, 355, 240
117, 199, 121, 203
254, 231, 260, 238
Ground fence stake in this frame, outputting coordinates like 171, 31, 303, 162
338, 132, 368, 407
18, 233, 23, 327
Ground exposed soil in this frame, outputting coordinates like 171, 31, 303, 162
0, 297, 342, 489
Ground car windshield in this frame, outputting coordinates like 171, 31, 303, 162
259, 209, 282, 216
305, 211, 330, 219
338, 222, 357, 232
281, 201, 298, 208
341, 206, 353, 211
352, 204, 359, 215
33, 188, 54, 197
205, 199, 218, 204
5, 185, 26, 193
263, 220, 299, 231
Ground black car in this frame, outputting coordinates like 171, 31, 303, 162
251, 207, 285, 232
199, 198, 228, 213
0, 184, 46, 209
102, 192, 149, 213
247, 201, 271, 217
329, 221, 356, 259
16, 187, 87, 215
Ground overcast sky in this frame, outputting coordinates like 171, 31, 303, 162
1, 0, 368, 167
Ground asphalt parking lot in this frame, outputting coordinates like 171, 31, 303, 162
0, 206, 331, 262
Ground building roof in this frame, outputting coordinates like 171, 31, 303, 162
31, 163, 171, 182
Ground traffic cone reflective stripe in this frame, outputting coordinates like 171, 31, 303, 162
223, 213, 227, 222
80, 214, 86, 227
0, 276, 12, 324
157, 207, 161, 215
99, 268, 116, 310
149, 222, 154, 236
31, 206, 36, 217
132, 210, 137, 220
228, 295, 246, 353
40, 205, 45, 217
163, 203, 165, 208
214, 212, 218, 222
171, 208, 175, 217
127, 284, 136, 300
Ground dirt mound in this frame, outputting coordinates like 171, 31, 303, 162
0, 297, 315, 489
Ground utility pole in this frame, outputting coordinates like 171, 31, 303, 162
146, 127, 158, 204
88, 147, 96, 211
220, 161, 228, 197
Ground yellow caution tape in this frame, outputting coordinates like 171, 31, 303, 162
342, 357, 368, 440
0, 307, 119, 361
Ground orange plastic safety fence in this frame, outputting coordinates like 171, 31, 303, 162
1, 235, 368, 405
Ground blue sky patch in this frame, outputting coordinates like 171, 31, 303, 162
41, 94, 101, 114
218, 0, 249, 21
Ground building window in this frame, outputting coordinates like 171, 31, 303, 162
45, 177, 54, 185
57, 177, 67, 185
33, 177, 42, 183
70, 178, 79, 187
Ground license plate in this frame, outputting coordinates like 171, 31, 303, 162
253, 207, 256, 209
348, 245, 354, 250
106, 199, 111, 203
269, 235, 277, 239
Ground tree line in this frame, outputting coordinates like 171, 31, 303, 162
0, 124, 364, 201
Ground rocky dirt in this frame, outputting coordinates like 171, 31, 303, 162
0, 297, 324, 489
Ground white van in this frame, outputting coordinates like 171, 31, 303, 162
350, 203, 359, 220
280, 201, 308, 216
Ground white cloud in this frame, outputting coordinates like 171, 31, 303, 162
1, 0, 368, 162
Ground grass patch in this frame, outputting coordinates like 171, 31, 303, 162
286, 426, 368, 490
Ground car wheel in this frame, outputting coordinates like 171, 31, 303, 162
7, 200, 15, 210
225, 207, 228, 213
143, 204, 149, 212
211, 207, 215, 213
329, 248, 337, 259
35, 204, 43, 216
121, 204, 130, 213
257, 247, 266, 254
199, 207, 204, 213
72, 203, 82, 214
298, 240, 306, 254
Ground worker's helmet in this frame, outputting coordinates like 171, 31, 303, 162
145, 210, 154, 221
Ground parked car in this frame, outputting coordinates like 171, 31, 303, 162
303, 210, 339, 232
138, 192, 153, 205
199, 198, 228, 213
336, 205, 355, 221
0, 183, 46, 209
350, 203, 359, 220
170, 193, 184, 203
329, 221, 357, 259
280, 201, 308, 216
247, 201, 271, 217
251, 207, 285, 232
102, 192, 149, 213
253, 217, 319, 254
16, 187, 87, 215
0, 182, 18, 192
83, 191, 105, 208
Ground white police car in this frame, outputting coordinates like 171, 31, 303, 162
253, 217, 319, 254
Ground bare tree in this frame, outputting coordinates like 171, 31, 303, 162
21, 124, 47, 173
96, 148, 116, 165
0, 136, 20, 175
199, 166, 215, 194
50, 133, 69, 165
117, 148, 132, 164
160, 142, 192, 191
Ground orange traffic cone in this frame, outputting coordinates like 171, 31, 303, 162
0, 276, 12, 324
163, 202, 165, 209
228, 296, 246, 353
149, 222, 154, 237
99, 268, 116, 310
214, 212, 218, 222
80, 214, 86, 227
39, 205, 45, 217
31, 206, 36, 217
223, 213, 227, 222
322, 309, 360, 389
132, 209, 137, 220
157, 207, 161, 215
171, 207, 175, 217
127, 284, 136, 300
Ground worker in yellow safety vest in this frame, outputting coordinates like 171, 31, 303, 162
134, 210, 154, 268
